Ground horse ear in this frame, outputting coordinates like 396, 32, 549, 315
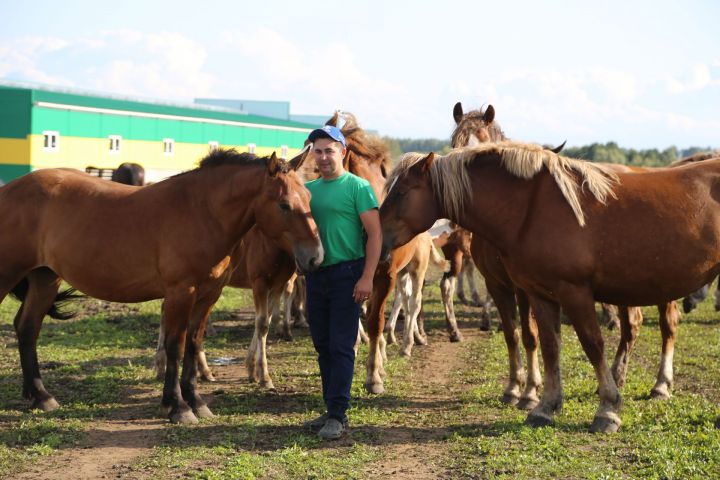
549, 140, 567, 154
288, 144, 311, 171
483, 105, 495, 124
267, 151, 281, 177
453, 102, 464, 124
421, 152, 436, 173
326, 111, 339, 127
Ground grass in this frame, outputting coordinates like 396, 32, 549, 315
1, 272, 720, 478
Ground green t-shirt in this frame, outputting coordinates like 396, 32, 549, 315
306, 172, 379, 267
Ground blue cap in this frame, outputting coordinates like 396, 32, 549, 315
308, 125, 346, 147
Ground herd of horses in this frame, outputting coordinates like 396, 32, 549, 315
1, 104, 719, 433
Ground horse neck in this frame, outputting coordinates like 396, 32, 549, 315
455, 160, 533, 252
202, 165, 268, 246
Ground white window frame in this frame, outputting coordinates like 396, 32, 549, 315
109, 135, 122, 154
208, 141, 219, 151
247, 143, 256, 154
163, 138, 175, 155
280, 145, 288, 159
43, 130, 59, 152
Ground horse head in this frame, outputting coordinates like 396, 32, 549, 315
380, 152, 440, 259
451, 102, 506, 148
257, 147, 324, 272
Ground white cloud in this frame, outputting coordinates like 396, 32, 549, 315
666, 63, 714, 93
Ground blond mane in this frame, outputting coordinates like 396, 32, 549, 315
387, 142, 619, 226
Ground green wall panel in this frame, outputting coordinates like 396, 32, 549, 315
0, 163, 32, 183
0, 88, 32, 138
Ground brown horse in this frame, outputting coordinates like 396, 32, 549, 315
380, 142, 720, 432
157, 111, 396, 390
0, 148, 322, 424
453, 104, 680, 408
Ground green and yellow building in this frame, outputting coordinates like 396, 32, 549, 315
0, 83, 317, 184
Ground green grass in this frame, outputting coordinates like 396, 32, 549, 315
1, 273, 720, 479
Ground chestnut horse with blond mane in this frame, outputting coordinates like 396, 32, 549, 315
0, 149, 323, 424
380, 141, 720, 432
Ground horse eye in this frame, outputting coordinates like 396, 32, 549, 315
279, 202, 291, 212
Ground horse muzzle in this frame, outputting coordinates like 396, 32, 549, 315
295, 244, 325, 273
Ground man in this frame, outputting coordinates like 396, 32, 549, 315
302, 125, 382, 440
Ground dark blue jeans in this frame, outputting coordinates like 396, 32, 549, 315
305, 258, 364, 422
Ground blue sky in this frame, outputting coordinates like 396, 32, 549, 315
1, 0, 718, 149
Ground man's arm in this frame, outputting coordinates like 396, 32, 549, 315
353, 208, 382, 303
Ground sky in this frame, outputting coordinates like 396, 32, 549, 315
1, 0, 718, 150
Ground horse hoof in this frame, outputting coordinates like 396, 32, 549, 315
479, 322, 491, 332
365, 381, 385, 395
32, 396, 60, 412
194, 405, 215, 419
650, 388, 671, 400
170, 409, 199, 424
589, 415, 621, 433
277, 332, 293, 342
501, 393, 520, 406
517, 398, 540, 411
525, 412, 554, 428
259, 381, 276, 390
201, 372, 217, 382
387, 336, 397, 345
715, 416, 720, 429
400, 348, 412, 358
449, 331, 464, 343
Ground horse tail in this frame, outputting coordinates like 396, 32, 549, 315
429, 239, 451, 273
10, 278, 83, 320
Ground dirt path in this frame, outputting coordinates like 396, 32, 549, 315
362, 327, 480, 479
14, 387, 165, 480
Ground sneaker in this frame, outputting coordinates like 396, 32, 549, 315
317, 418, 348, 440
303, 412, 330, 432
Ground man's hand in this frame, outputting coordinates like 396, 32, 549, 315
353, 274, 373, 303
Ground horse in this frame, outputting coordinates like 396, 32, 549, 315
437, 103, 507, 341
156, 111, 402, 390
384, 232, 450, 355
0, 148, 323, 424
111, 162, 146, 186
379, 141, 720, 432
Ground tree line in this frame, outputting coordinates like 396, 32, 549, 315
381, 137, 716, 167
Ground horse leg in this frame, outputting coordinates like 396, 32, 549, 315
385, 281, 404, 345
524, 294, 563, 428
414, 303, 428, 345
517, 289, 541, 410
13, 269, 63, 411
246, 281, 277, 389
400, 272, 422, 357
194, 300, 216, 383
714, 277, 720, 311
154, 301, 167, 380
365, 262, 394, 394
275, 277, 294, 341
456, 259, 468, 305
651, 301, 679, 399
560, 287, 622, 433
292, 276, 309, 328
160, 289, 198, 424
180, 293, 220, 418
486, 280, 524, 406
440, 249, 465, 341
610, 306, 643, 388
465, 259, 483, 308
600, 303, 621, 330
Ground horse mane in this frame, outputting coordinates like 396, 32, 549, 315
198, 148, 265, 168
299, 111, 393, 181
388, 142, 619, 227
340, 112, 393, 177
451, 106, 507, 147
